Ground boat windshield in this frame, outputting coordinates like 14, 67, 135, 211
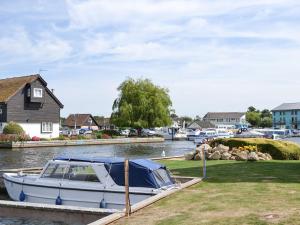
41, 163, 100, 182
153, 169, 173, 187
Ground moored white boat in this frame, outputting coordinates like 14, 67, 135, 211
3, 157, 176, 210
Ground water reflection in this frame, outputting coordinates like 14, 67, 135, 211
0, 217, 67, 225
0, 141, 195, 169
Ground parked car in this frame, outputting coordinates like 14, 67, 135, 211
60, 129, 71, 136
128, 129, 138, 137
70, 129, 81, 136
120, 129, 130, 137
141, 128, 156, 137
79, 128, 93, 135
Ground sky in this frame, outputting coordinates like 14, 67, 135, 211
0, 0, 300, 118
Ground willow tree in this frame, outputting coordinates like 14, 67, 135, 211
111, 78, 172, 128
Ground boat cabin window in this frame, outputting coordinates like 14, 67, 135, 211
42, 163, 68, 179
67, 165, 100, 182
153, 169, 173, 187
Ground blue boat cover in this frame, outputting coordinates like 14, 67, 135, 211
54, 156, 171, 188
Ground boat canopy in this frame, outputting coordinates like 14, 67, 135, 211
54, 156, 173, 188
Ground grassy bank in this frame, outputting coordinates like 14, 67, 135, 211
115, 160, 300, 225
210, 138, 300, 160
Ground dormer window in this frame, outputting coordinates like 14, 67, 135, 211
34, 88, 43, 98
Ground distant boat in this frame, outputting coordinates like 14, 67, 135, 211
4, 157, 176, 209
155, 127, 187, 140
252, 128, 292, 139
194, 129, 234, 144
186, 129, 201, 141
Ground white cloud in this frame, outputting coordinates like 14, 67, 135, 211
0, 28, 72, 63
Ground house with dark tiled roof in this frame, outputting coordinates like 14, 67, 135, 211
64, 114, 99, 130
187, 120, 215, 129
272, 102, 300, 129
0, 74, 63, 138
203, 112, 247, 128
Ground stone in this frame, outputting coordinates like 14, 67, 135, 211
258, 157, 265, 161
248, 152, 259, 161
197, 144, 212, 152
265, 153, 272, 160
184, 151, 195, 160
215, 144, 230, 153
229, 156, 236, 160
257, 152, 264, 157
235, 151, 248, 161
208, 151, 221, 160
194, 153, 202, 160
221, 152, 231, 160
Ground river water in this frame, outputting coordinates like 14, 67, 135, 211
0, 140, 195, 170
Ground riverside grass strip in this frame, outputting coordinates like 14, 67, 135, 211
114, 160, 300, 225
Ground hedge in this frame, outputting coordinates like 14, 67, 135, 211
210, 138, 300, 160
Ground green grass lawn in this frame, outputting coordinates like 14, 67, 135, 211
114, 160, 300, 225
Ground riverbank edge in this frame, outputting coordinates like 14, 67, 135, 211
0, 137, 165, 149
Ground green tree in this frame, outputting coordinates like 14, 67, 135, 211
247, 106, 257, 112
111, 78, 172, 128
260, 109, 272, 118
246, 111, 261, 127
260, 117, 273, 128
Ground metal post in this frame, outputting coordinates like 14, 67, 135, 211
202, 145, 207, 178
125, 159, 131, 217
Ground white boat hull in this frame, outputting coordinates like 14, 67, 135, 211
4, 175, 155, 210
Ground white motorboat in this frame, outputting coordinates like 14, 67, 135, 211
3, 157, 176, 209
155, 127, 187, 140
253, 128, 292, 139
186, 129, 201, 141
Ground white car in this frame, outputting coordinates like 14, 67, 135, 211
142, 129, 156, 136
120, 129, 130, 136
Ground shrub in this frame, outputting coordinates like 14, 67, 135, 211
0, 134, 30, 142
3, 122, 24, 135
210, 138, 300, 160
101, 130, 121, 136
32, 136, 40, 141
102, 134, 112, 139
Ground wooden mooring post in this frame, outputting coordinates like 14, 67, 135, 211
124, 159, 131, 217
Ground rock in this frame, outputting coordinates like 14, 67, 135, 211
235, 151, 248, 161
194, 153, 202, 160
221, 152, 231, 160
199, 144, 212, 152
232, 147, 239, 153
206, 152, 212, 159
215, 144, 230, 153
257, 152, 264, 157
265, 153, 272, 160
184, 151, 195, 160
229, 156, 236, 160
248, 152, 259, 161
258, 157, 265, 161
208, 151, 221, 160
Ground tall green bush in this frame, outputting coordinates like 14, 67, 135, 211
3, 122, 25, 135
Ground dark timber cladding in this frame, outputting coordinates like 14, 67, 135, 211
6, 79, 61, 123
0, 103, 7, 122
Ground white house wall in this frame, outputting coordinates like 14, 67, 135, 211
18, 123, 60, 138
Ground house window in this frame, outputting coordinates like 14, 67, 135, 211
33, 88, 43, 98
42, 122, 53, 133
